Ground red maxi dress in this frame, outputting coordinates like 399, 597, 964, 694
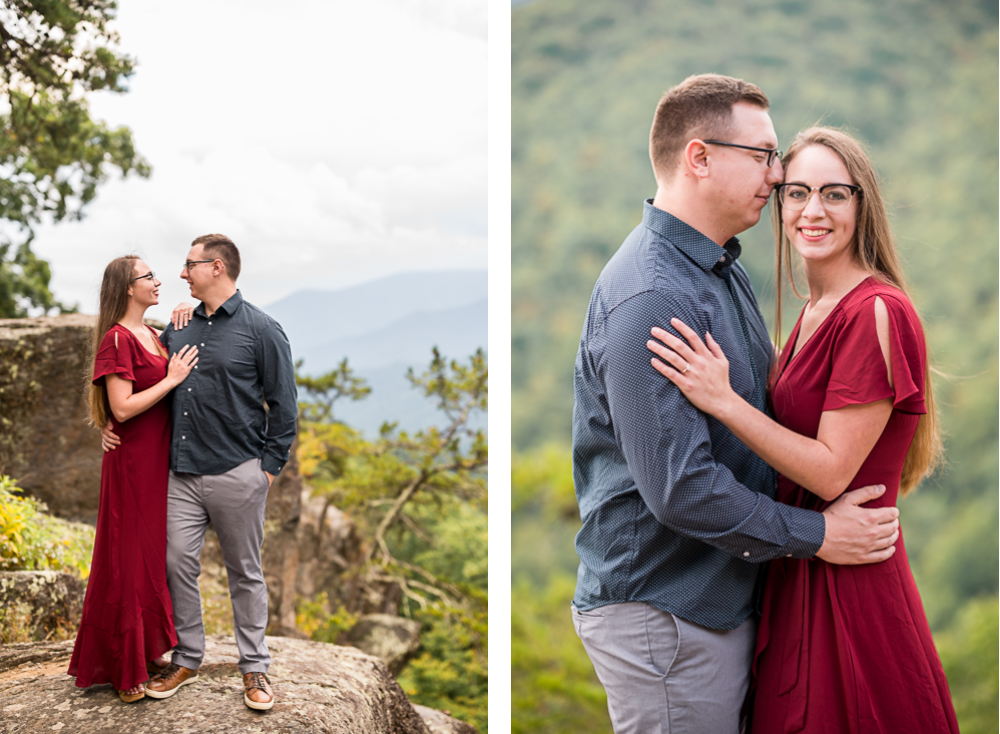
750, 278, 958, 734
68, 324, 177, 691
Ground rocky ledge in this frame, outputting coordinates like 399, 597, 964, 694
0, 635, 478, 734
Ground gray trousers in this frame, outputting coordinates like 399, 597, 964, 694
573, 602, 756, 734
166, 458, 271, 674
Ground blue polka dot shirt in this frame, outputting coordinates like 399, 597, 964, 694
572, 200, 826, 630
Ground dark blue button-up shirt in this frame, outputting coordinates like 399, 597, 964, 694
572, 200, 826, 630
160, 290, 297, 477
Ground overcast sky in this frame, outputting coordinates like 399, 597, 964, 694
31, 0, 487, 322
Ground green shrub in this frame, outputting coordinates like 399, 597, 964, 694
396, 596, 488, 733
296, 592, 359, 644
0, 475, 94, 577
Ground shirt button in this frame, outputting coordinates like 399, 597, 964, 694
742, 551, 750, 557
194, 365, 198, 369
184, 412, 188, 416
201, 343, 205, 346
208, 321, 212, 325
182, 436, 186, 440
188, 388, 192, 392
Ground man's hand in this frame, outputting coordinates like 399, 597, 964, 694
816, 484, 900, 565
265, 471, 275, 488
101, 421, 121, 452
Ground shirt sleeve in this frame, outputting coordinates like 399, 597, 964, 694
256, 319, 299, 475
823, 293, 927, 415
92, 327, 135, 385
596, 290, 825, 561
159, 322, 173, 350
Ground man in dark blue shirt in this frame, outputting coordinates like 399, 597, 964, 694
571, 75, 901, 733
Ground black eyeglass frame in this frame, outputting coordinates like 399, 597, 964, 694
775, 183, 862, 211
183, 259, 217, 271
702, 139, 782, 167
131, 271, 156, 283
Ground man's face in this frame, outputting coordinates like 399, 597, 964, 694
707, 102, 784, 237
180, 244, 215, 300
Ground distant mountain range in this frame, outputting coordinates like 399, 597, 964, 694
263, 270, 488, 436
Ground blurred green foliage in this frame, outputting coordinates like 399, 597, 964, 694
935, 596, 1000, 734
0, 474, 94, 577
513, 0, 997, 731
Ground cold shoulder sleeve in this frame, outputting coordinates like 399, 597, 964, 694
92, 327, 136, 385
823, 290, 927, 415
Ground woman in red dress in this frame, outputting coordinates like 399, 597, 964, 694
646, 128, 958, 733
68, 255, 198, 703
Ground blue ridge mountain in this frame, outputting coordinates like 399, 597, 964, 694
263, 271, 488, 436
264, 270, 487, 351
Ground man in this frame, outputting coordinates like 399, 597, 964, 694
103, 234, 297, 710
571, 74, 901, 733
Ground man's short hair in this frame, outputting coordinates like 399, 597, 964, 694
649, 74, 770, 181
191, 233, 241, 281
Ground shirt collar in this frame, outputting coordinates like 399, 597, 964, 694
194, 289, 243, 318
642, 199, 743, 273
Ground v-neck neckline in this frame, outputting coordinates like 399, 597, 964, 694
779, 276, 874, 378
118, 323, 165, 359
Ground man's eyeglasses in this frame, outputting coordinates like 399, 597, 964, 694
131, 272, 156, 283
183, 259, 216, 271
776, 183, 861, 213
703, 140, 782, 167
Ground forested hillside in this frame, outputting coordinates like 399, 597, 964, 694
512, 1, 998, 731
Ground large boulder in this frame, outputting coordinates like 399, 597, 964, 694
0, 635, 478, 733
0, 571, 85, 641
340, 614, 422, 676
0, 315, 103, 523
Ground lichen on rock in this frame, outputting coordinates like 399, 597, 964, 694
0, 634, 478, 733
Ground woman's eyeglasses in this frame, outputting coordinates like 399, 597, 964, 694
776, 184, 861, 212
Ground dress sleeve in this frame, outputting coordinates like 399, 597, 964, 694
92, 327, 136, 385
823, 293, 927, 414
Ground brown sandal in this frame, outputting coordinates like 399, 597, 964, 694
118, 684, 145, 703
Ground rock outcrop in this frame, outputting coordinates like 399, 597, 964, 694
0, 635, 478, 733
0, 571, 85, 641
340, 614, 422, 676
0, 315, 104, 524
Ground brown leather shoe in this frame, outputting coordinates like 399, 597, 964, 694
146, 655, 171, 676
243, 671, 274, 710
145, 663, 199, 699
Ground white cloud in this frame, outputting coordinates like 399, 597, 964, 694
29, 0, 487, 322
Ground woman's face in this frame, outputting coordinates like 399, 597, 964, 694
781, 144, 858, 267
129, 259, 161, 307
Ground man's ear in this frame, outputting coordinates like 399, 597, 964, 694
683, 139, 711, 180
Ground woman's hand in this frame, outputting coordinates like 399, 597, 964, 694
647, 318, 739, 419
171, 302, 195, 330
166, 344, 199, 386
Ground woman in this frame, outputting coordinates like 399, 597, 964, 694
68, 256, 198, 703
646, 128, 958, 733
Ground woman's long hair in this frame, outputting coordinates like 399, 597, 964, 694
86, 256, 140, 427
770, 127, 942, 495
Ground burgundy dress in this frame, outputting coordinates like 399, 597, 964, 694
751, 278, 958, 734
68, 324, 177, 691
